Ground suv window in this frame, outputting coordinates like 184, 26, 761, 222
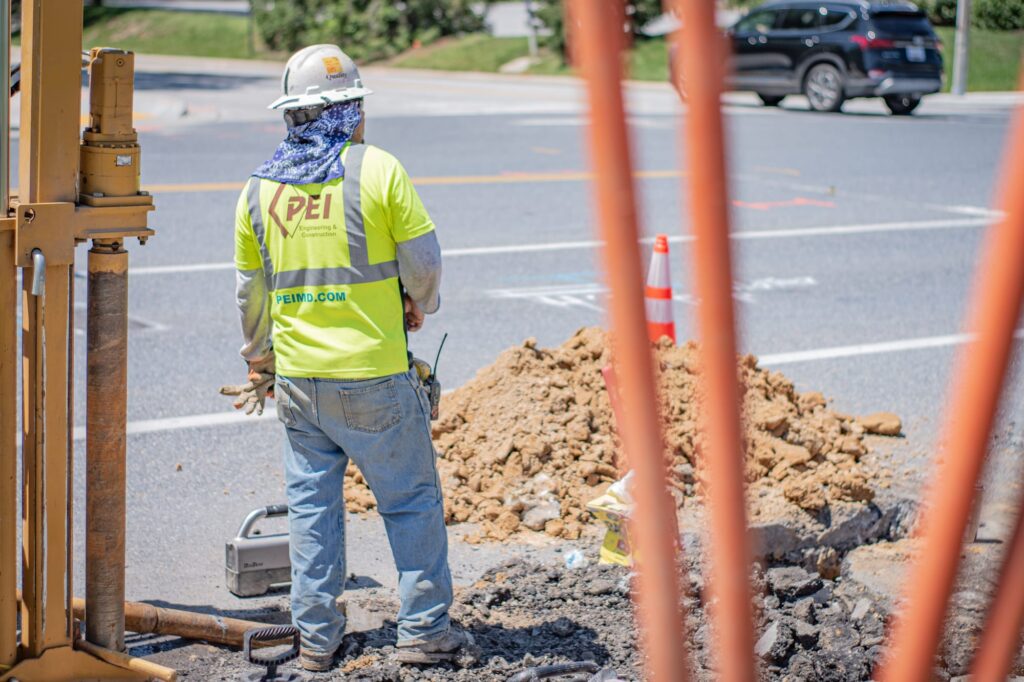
735, 9, 779, 34
821, 7, 855, 28
779, 7, 821, 30
870, 11, 934, 34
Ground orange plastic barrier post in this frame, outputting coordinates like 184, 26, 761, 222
970, 496, 1024, 681
666, 0, 756, 679
568, 1, 689, 679
880, 92, 1024, 682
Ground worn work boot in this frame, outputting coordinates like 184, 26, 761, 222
394, 629, 474, 665
299, 644, 339, 672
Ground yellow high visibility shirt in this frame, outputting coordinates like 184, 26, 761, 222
234, 143, 435, 379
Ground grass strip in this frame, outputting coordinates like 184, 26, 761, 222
81, 7, 256, 60
388, 34, 531, 72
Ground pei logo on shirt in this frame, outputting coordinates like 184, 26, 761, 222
268, 186, 334, 238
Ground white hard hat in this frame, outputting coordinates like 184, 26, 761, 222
268, 44, 372, 111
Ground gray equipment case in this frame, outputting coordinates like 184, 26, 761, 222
225, 504, 292, 597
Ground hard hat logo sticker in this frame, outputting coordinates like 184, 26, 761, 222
322, 57, 346, 80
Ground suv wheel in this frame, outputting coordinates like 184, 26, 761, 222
884, 94, 921, 115
803, 63, 845, 112
758, 94, 786, 107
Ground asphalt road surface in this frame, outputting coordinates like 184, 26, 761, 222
11, 54, 1024, 620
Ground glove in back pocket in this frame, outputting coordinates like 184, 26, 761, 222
340, 379, 402, 433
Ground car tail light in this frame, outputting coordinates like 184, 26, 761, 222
868, 68, 886, 78
850, 35, 897, 49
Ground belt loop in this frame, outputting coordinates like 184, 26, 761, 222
310, 378, 320, 426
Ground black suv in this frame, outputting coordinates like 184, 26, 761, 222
726, 0, 944, 114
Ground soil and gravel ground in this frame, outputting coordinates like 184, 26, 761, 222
148, 532, 1023, 681
136, 331, 1021, 680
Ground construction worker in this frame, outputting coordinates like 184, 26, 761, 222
223, 44, 465, 672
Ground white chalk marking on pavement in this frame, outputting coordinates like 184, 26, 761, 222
68, 329, 1023, 440
124, 217, 990, 277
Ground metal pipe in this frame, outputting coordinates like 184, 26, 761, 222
76, 597, 271, 649
17, 590, 274, 650
85, 240, 128, 652
666, 1, 756, 679
29, 249, 44, 295
970, 494, 1024, 681
879, 89, 1024, 682
568, 1, 689, 679
951, 0, 972, 95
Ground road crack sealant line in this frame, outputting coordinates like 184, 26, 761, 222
118, 217, 991, 277
64, 329, 1024, 441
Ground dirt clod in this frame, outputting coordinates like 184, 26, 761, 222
857, 412, 903, 436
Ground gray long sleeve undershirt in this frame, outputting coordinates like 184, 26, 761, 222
236, 268, 273, 362
397, 230, 442, 314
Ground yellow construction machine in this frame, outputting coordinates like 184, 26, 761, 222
0, 3, 277, 680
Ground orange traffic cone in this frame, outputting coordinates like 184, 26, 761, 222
645, 234, 676, 344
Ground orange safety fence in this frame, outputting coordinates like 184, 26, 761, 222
568, 0, 689, 679
570, 0, 1024, 680
667, 0, 757, 677
880, 78, 1024, 682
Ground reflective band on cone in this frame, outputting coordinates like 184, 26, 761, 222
644, 234, 676, 344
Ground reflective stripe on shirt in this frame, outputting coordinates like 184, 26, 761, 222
247, 144, 399, 291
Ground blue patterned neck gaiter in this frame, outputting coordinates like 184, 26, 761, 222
252, 100, 363, 185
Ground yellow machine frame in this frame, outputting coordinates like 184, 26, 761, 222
0, 2, 172, 680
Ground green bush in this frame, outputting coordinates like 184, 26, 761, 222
534, 0, 666, 63
973, 0, 1024, 29
252, 0, 489, 61
919, 0, 959, 25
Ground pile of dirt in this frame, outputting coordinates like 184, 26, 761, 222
344, 328, 895, 540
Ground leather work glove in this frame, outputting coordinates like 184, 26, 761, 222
220, 354, 276, 416
412, 357, 432, 384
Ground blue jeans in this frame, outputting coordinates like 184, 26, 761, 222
275, 368, 453, 654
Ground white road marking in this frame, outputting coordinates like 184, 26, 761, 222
67, 328, 1023, 440
737, 276, 818, 293
123, 217, 990, 276
488, 276, 818, 308
924, 204, 1002, 218
729, 217, 986, 241
126, 262, 239, 275
71, 409, 276, 440
759, 329, 1024, 366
